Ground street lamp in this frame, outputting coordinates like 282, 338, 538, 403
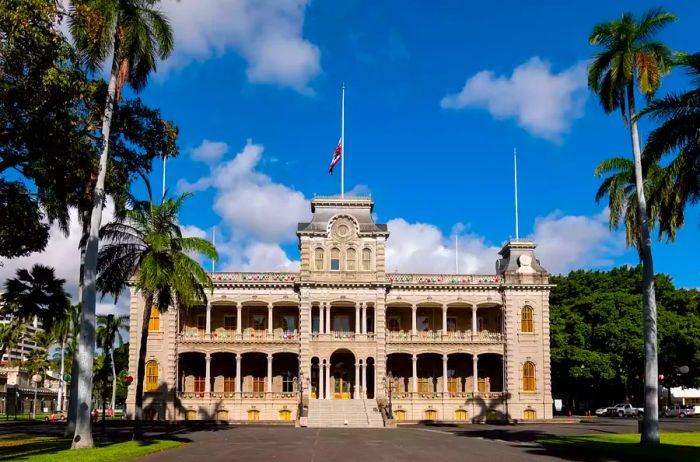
383, 371, 394, 420
31, 374, 42, 420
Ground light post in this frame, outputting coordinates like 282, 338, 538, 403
31, 374, 42, 420
383, 371, 394, 420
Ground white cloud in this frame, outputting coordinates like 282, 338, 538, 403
191, 139, 229, 164
528, 209, 625, 274
181, 224, 208, 239
160, 0, 320, 93
441, 57, 588, 141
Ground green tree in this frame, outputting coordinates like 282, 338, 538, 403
97, 313, 129, 411
642, 52, 700, 240
97, 192, 216, 439
588, 8, 676, 444
25, 330, 55, 375
0, 321, 26, 363
67, 1, 173, 447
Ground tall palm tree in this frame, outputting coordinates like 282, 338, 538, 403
52, 315, 71, 413
26, 330, 56, 376
642, 52, 700, 240
97, 191, 216, 439
65, 303, 81, 437
1, 265, 70, 332
97, 313, 129, 412
68, 0, 173, 448
588, 8, 676, 445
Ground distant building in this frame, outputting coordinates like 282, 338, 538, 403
0, 365, 59, 415
127, 197, 553, 425
0, 313, 44, 363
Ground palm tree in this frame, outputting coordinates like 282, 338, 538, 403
52, 315, 72, 413
588, 8, 676, 445
1, 265, 70, 332
26, 330, 56, 376
68, 0, 173, 448
97, 313, 129, 412
64, 303, 81, 437
97, 191, 216, 439
0, 321, 26, 363
642, 52, 700, 240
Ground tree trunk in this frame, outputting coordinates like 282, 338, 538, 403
65, 235, 86, 438
627, 83, 659, 445
72, 59, 119, 450
110, 348, 117, 412
133, 297, 153, 440
58, 338, 65, 412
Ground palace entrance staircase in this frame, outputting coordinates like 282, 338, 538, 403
307, 399, 384, 428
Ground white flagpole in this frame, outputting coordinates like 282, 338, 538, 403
341, 82, 345, 198
514, 148, 519, 241
212, 226, 216, 272
162, 156, 167, 200
455, 234, 459, 274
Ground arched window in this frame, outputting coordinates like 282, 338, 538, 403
247, 409, 260, 421
146, 361, 159, 392
521, 306, 534, 333
330, 248, 340, 271
279, 409, 292, 421
148, 306, 160, 332
314, 248, 324, 270
523, 409, 536, 420
424, 409, 437, 420
394, 409, 406, 421
455, 409, 468, 421
346, 248, 356, 271
362, 248, 372, 270
523, 362, 536, 392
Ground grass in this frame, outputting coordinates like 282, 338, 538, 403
0, 434, 181, 462
538, 432, 700, 462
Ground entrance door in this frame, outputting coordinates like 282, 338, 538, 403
333, 316, 350, 338
334, 375, 351, 399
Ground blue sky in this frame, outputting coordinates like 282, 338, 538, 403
3, 1, 699, 315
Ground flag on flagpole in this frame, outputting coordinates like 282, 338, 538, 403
328, 138, 342, 174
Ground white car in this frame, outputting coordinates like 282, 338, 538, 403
594, 407, 609, 417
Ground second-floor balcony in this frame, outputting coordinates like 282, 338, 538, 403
386, 330, 503, 343
179, 327, 299, 343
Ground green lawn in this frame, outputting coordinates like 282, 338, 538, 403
0, 435, 181, 462
538, 432, 700, 462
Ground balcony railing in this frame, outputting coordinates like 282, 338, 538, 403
209, 272, 297, 284
178, 329, 300, 343
310, 331, 376, 341
387, 273, 501, 285
177, 391, 298, 400
389, 391, 506, 400
386, 330, 503, 343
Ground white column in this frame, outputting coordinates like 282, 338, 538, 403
325, 304, 331, 334
319, 363, 325, 399
442, 355, 449, 393
236, 302, 242, 336
354, 363, 360, 399
205, 353, 211, 393
411, 305, 417, 336
442, 305, 448, 335
267, 354, 273, 393
471, 306, 478, 338
411, 354, 418, 393
361, 304, 367, 334
318, 304, 324, 334
206, 302, 212, 338
267, 303, 273, 336
235, 353, 242, 393
473, 355, 479, 395
362, 362, 367, 398
355, 303, 361, 335
325, 359, 331, 399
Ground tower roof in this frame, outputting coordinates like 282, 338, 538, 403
297, 195, 388, 236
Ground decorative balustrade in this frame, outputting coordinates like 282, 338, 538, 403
310, 331, 376, 341
178, 329, 300, 343
178, 391, 298, 400
390, 391, 506, 400
387, 273, 501, 285
386, 330, 503, 343
209, 272, 297, 284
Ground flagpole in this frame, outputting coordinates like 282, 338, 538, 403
455, 234, 459, 274
212, 226, 216, 272
341, 82, 345, 198
514, 148, 519, 241
162, 156, 167, 201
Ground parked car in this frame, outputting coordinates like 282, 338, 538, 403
594, 407, 609, 417
43, 411, 67, 421
661, 405, 695, 418
607, 403, 644, 417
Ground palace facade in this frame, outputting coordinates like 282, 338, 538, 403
126, 196, 553, 425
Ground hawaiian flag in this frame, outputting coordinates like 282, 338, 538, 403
328, 138, 342, 174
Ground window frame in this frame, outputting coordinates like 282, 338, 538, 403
314, 248, 324, 270
523, 361, 536, 392
346, 247, 356, 271
362, 248, 372, 271
148, 306, 160, 332
521, 306, 534, 333
145, 361, 159, 392
330, 247, 340, 271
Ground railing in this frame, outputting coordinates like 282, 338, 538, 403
178, 391, 298, 400
310, 331, 376, 341
386, 330, 503, 343
387, 274, 501, 285
209, 272, 298, 284
390, 391, 506, 400
178, 329, 300, 342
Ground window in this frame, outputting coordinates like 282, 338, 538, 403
523, 409, 536, 420
315, 248, 324, 270
448, 378, 460, 393
185, 410, 197, 420
394, 409, 406, 421
252, 314, 266, 331
224, 377, 235, 393
279, 409, 292, 421
216, 409, 229, 420
523, 362, 536, 391
282, 315, 296, 332
148, 306, 160, 332
418, 315, 431, 332
446, 317, 457, 333
253, 377, 266, 393
224, 315, 236, 331
521, 306, 534, 333
283, 373, 295, 393
417, 378, 430, 393
330, 248, 340, 271
455, 409, 468, 421
247, 409, 260, 421
362, 248, 372, 270
194, 377, 205, 393
346, 248, 356, 271
196, 314, 206, 333
424, 409, 437, 420
478, 378, 487, 393
387, 316, 401, 332
146, 361, 159, 392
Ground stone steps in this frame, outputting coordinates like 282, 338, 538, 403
307, 399, 384, 428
